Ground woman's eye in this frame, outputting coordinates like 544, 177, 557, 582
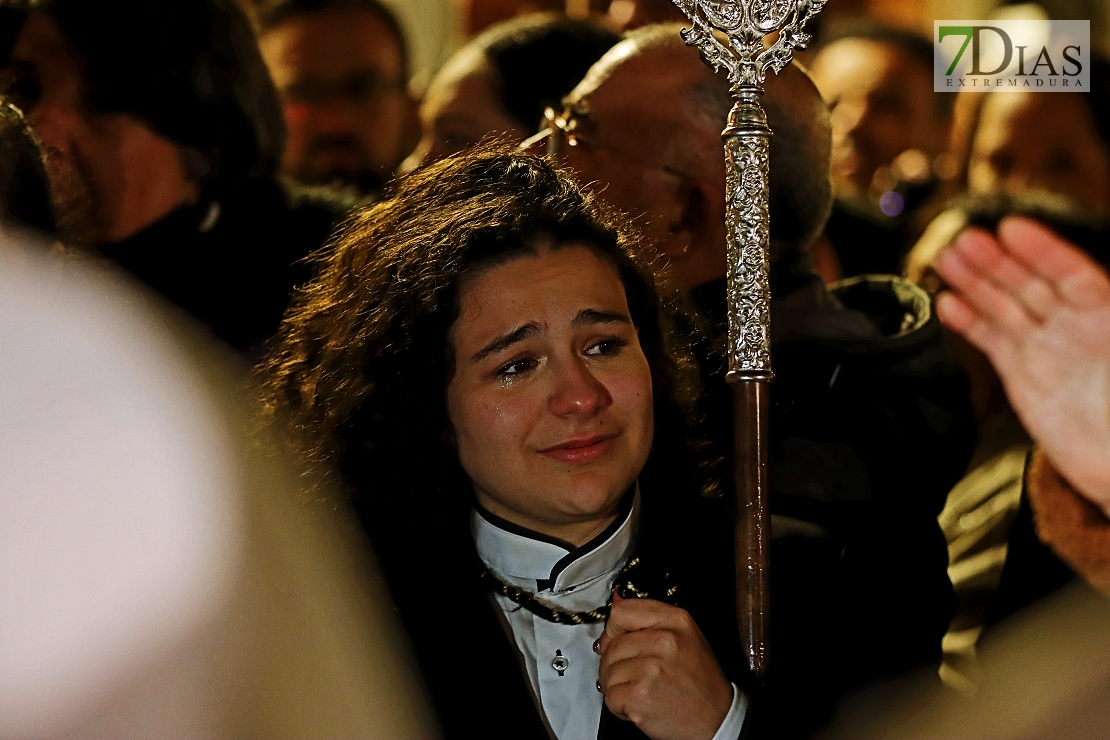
497, 357, 538, 377
585, 337, 627, 357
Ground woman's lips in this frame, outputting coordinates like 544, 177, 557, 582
540, 434, 616, 464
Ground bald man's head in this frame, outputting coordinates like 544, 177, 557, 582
558, 23, 832, 288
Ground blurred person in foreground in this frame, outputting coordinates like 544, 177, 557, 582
257, 0, 419, 194
820, 218, 1110, 740
0, 233, 436, 738
0, 0, 352, 354
546, 24, 974, 737
400, 13, 617, 171
808, 25, 954, 280
262, 145, 752, 739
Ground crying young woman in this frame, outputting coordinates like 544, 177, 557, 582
261, 146, 749, 740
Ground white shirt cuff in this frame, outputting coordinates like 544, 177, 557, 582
710, 683, 748, 740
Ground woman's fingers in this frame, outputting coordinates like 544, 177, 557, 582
950, 225, 1061, 321
598, 627, 682, 688
935, 291, 1005, 359
934, 291, 980, 337
999, 216, 1110, 309
598, 595, 689, 654
602, 654, 662, 698
935, 240, 1039, 340
601, 655, 661, 722
597, 636, 733, 740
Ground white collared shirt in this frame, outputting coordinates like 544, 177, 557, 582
471, 497, 747, 740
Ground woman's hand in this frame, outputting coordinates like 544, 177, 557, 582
597, 593, 734, 740
935, 216, 1110, 516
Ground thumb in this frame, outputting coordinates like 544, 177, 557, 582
599, 589, 628, 652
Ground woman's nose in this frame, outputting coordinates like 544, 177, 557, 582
548, 358, 612, 418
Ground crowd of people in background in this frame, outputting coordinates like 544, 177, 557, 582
2, 0, 1110, 738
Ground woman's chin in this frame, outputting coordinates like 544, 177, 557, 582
549, 473, 633, 520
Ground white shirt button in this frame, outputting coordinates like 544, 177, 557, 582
551, 650, 570, 675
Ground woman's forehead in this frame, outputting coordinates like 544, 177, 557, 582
459, 240, 623, 293
453, 244, 630, 338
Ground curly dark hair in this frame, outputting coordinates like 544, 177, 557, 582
260, 144, 708, 552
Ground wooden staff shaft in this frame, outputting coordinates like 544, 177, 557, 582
732, 378, 771, 679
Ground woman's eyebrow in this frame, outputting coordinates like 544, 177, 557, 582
572, 308, 632, 327
472, 322, 542, 362
471, 309, 630, 363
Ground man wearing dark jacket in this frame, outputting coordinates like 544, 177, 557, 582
0, 0, 349, 353
549, 25, 976, 737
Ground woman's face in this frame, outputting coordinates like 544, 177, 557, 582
968, 91, 1110, 216
446, 244, 654, 546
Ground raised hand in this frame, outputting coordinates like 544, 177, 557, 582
597, 593, 734, 740
934, 216, 1110, 515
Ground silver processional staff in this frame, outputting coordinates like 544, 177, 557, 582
667, 0, 828, 680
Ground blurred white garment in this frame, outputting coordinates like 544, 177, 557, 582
0, 242, 439, 739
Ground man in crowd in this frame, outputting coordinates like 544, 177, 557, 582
808, 25, 953, 277
0, 0, 349, 353
401, 14, 617, 172
257, 0, 419, 193
549, 24, 975, 736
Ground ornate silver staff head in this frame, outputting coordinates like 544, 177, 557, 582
670, 0, 827, 381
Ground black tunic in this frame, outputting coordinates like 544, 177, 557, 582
359, 486, 747, 740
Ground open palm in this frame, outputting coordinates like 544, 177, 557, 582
935, 216, 1110, 514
